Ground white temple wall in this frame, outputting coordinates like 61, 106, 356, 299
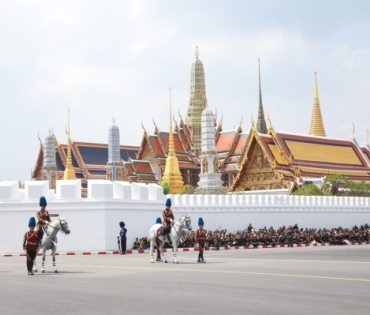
0, 180, 369, 254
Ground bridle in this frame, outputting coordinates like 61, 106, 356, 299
46, 219, 68, 234
172, 216, 191, 243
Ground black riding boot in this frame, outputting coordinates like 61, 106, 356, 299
38, 229, 43, 248
156, 249, 161, 261
197, 251, 201, 263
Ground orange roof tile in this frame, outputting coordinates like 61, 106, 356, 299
216, 131, 237, 152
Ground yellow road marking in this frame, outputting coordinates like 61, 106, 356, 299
2, 262, 370, 283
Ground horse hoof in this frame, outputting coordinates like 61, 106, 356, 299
151, 259, 154, 263
41, 270, 45, 273
33, 269, 37, 273
164, 260, 168, 263
173, 261, 178, 264
54, 270, 58, 273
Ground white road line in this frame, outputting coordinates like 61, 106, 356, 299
177, 257, 370, 264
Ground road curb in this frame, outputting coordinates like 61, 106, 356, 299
2, 242, 369, 257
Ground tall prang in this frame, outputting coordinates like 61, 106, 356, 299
197, 108, 224, 193
42, 130, 58, 189
63, 110, 76, 180
162, 88, 184, 194
106, 118, 124, 181
309, 72, 326, 137
256, 58, 267, 133
185, 46, 208, 156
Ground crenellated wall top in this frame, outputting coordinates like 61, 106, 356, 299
0, 180, 369, 208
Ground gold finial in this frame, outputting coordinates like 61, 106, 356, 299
352, 122, 355, 137
113, 117, 115, 124
38, 132, 43, 149
64, 109, 76, 180
309, 72, 326, 137
267, 110, 273, 129
195, 46, 199, 59
48, 128, 51, 135
366, 129, 369, 144
251, 115, 255, 128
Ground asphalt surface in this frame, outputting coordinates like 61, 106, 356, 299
1, 246, 370, 315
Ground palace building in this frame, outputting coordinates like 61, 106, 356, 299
31, 48, 370, 194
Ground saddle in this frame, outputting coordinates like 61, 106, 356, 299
156, 226, 164, 237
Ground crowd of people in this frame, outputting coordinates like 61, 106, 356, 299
132, 223, 370, 249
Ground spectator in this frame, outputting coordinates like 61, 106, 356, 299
132, 223, 370, 249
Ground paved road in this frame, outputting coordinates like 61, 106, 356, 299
1, 246, 369, 315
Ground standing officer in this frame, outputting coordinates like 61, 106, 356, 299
156, 217, 162, 261
119, 222, 127, 255
36, 196, 51, 248
195, 217, 206, 263
162, 198, 174, 243
23, 217, 39, 275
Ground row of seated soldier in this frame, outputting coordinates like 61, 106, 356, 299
132, 223, 370, 249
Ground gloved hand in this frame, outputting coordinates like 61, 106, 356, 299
44, 221, 49, 225
170, 219, 173, 222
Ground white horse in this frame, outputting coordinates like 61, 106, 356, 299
149, 215, 192, 264
33, 218, 71, 273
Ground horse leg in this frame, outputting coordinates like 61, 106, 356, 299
41, 249, 46, 273
160, 241, 167, 263
52, 247, 58, 273
173, 242, 178, 264
156, 239, 161, 262
150, 240, 154, 263
33, 254, 38, 272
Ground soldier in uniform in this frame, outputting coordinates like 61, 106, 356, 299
119, 221, 127, 255
195, 217, 206, 263
162, 198, 174, 243
156, 217, 162, 261
22, 217, 39, 275
36, 196, 51, 248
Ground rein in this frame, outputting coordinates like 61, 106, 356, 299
172, 217, 191, 244
43, 220, 67, 247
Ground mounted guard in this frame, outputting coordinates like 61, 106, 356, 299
149, 213, 192, 264
162, 198, 174, 243
36, 196, 51, 248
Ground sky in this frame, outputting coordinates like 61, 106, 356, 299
0, 0, 370, 182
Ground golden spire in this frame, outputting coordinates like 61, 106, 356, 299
161, 88, 184, 194
64, 110, 76, 180
309, 72, 326, 137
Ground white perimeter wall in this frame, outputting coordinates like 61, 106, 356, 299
0, 180, 369, 254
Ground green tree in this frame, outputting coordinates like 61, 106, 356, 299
160, 181, 170, 195
293, 184, 325, 196
346, 180, 370, 197
180, 184, 196, 195
293, 174, 370, 197
322, 174, 350, 196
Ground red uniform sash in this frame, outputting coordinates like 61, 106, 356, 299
26, 231, 39, 250
196, 229, 206, 244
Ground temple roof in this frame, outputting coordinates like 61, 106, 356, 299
275, 132, 370, 171
31, 139, 157, 188
124, 160, 158, 183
